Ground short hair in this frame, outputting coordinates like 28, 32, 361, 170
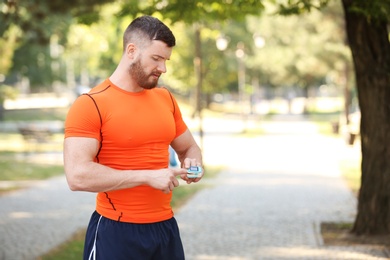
123, 16, 176, 51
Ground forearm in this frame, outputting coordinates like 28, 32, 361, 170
177, 143, 202, 167
63, 136, 190, 193
65, 161, 150, 192
171, 129, 203, 168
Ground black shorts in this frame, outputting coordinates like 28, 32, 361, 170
84, 211, 185, 260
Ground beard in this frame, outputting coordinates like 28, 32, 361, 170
129, 58, 159, 90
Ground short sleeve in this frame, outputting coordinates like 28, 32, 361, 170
170, 94, 188, 138
64, 94, 102, 141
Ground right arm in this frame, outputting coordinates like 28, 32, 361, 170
63, 137, 186, 193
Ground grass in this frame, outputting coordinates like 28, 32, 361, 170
0, 152, 64, 181
37, 229, 86, 260
321, 221, 390, 250
0, 151, 64, 194
339, 157, 361, 195
0, 130, 64, 193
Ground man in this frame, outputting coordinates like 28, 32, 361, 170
63, 15, 203, 260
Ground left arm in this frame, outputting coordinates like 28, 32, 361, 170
171, 129, 203, 183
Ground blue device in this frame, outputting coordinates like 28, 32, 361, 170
187, 166, 202, 178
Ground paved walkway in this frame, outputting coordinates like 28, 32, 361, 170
0, 116, 388, 259
176, 117, 389, 259
0, 177, 95, 260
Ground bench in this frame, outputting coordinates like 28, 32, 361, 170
18, 126, 53, 143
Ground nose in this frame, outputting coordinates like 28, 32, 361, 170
157, 61, 167, 73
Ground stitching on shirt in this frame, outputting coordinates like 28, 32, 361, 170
82, 85, 120, 217
104, 191, 116, 211
161, 87, 176, 115
82, 85, 110, 162
83, 94, 104, 163
117, 212, 123, 222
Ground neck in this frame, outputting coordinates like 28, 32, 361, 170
109, 60, 143, 93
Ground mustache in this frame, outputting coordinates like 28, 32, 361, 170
151, 71, 161, 78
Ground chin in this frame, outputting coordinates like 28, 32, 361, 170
142, 83, 158, 90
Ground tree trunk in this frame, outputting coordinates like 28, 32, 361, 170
0, 101, 4, 121
193, 24, 204, 151
341, 0, 390, 235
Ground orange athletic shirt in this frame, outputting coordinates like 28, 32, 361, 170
64, 79, 188, 223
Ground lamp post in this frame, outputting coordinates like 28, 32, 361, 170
235, 42, 246, 125
216, 34, 265, 131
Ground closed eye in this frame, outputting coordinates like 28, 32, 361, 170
152, 56, 164, 61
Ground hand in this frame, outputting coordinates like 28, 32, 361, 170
148, 168, 187, 194
181, 158, 204, 184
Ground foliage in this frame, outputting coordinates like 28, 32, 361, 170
63, 6, 126, 87
0, 0, 114, 40
348, 0, 390, 22
118, 0, 265, 24
115, 0, 267, 97
2, 0, 352, 96
0, 84, 18, 103
10, 42, 60, 88
155, 1, 350, 98
211, 0, 351, 98
276, 0, 331, 15
0, 24, 21, 75
275, 0, 390, 23
0, 84, 18, 120
0, 0, 114, 89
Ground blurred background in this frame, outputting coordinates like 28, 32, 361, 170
0, 0, 358, 152
1, 0, 389, 258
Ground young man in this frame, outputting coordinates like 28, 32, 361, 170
63, 15, 203, 260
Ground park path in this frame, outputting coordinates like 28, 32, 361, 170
0, 176, 95, 260
176, 116, 389, 260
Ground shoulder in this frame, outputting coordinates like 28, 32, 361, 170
153, 87, 175, 100
152, 86, 170, 95
87, 80, 112, 97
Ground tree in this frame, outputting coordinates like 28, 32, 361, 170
280, 0, 390, 235
0, 0, 114, 89
340, 0, 390, 235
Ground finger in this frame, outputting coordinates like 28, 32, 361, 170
192, 177, 202, 183
172, 179, 179, 187
182, 175, 196, 184
161, 182, 174, 194
183, 158, 197, 168
186, 171, 203, 183
178, 174, 189, 183
173, 168, 187, 177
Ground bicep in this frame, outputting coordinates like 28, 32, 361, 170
64, 137, 100, 172
170, 129, 199, 156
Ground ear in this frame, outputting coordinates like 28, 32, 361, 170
125, 43, 136, 59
